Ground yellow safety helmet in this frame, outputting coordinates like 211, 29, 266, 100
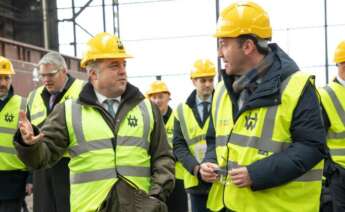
190, 59, 216, 79
0, 56, 15, 75
334, 40, 345, 64
214, 1, 272, 39
80, 32, 132, 68
146, 80, 170, 96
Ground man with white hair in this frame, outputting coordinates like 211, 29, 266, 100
26, 52, 84, 212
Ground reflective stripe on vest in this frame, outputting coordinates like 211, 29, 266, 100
319, 82, 345, 168
165, 112, 174, 147
27, 79, 85, 126
176, 104, 209, 148
65, 99, 153, 212
165, 112, 185, 180
175, 103, 210, 188
0, 95, 27, 170
69, 100, 151, 183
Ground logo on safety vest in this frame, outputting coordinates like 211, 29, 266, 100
4, 113, 14, 123
244, 112, 257, 130
117, 40, 124, 50
127, 115, 138, 127
166, 127, 173, 135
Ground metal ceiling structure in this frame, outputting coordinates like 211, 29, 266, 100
58, 0, 120, 57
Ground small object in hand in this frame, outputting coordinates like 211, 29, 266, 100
213, 167, 228, 176
213, 167, 230, 185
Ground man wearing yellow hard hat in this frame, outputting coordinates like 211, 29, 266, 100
146, 80, 188, 212
199, 1, 325, 211
0, 56, 31, 211
173, 59, 216, 212
318, 40, 345, 212
15, 32, 175, 212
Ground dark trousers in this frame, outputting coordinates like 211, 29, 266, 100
189, 193, 210, 212
329, 167, 345, 212
0, 198, 23, 212
33, 158, 70, 212
166, 179, 188, 212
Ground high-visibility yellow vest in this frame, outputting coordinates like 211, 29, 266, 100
0, 95, 26, 170
65, 99, 154, 212
208, 72, 323, 212
174, 103, 210, 188
319, 82, 345, 168
27, 79, 84, 126
165, 111, 185, 180
207, 81, 233, 211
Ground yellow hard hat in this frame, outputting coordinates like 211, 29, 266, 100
80, 32, 132, 68
0, 56, 15, 75
214, 1, 272, 39
334, 40, 345, 64
190, 59, 216, 79
146, 80, 170, 96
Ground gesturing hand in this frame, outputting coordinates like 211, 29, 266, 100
18, 111, 44, 145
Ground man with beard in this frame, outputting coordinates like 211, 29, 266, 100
200, 2, 325, 211
0, 56, 31, 211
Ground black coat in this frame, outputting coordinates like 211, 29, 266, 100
204, 43, 326, 191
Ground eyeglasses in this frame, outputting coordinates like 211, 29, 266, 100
38, 68, 60, 79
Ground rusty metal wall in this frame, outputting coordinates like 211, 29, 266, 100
0, 36, 87, 97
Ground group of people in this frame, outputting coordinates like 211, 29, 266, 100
0, 1, 344, 212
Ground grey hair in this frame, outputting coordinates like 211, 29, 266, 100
85, 60, 100, 74
38, 52, 67, 70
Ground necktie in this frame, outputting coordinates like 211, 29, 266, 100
105, 99, 117, 118
49, 94, 57, 110
201, 102, 209, 123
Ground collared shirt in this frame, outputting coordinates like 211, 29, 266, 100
195, 95, 212, 121
95, 91, 121, 115
336, 75, 345, 87
47, 77, 70, 110
49, 76, 69, 96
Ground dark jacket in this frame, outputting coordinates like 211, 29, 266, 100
0, 86, 29, 200
162, 106, 173, 124
14, 82, 175, 208
173, 90, 212, 193
205, 43, 326, 191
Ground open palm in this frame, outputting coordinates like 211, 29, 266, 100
18, 111, 44, 145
